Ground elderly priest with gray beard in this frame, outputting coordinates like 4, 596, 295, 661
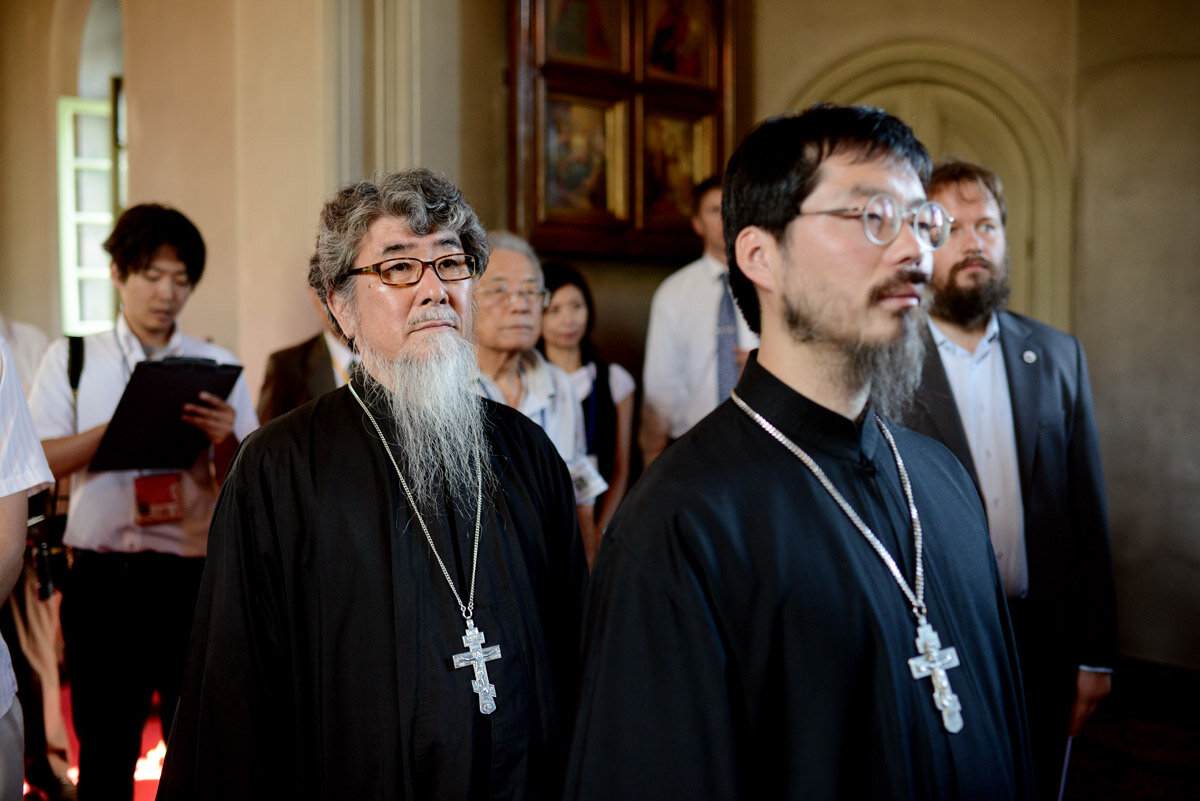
158, 169, 588, 801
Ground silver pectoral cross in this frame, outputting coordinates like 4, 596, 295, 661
907, 620, 963, 733
452, 619, 502, 715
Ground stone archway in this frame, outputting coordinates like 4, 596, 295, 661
790, 42, 1072, 330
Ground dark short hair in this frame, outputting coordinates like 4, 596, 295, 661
538, 261, 598, 362
723, 103, 932, 333
929, 159, 1008, 226
309, 168, 488, 338
692, 174, 722, 215
104, 203, 206, 284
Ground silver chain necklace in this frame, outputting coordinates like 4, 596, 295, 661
348, 382, 502, 715
730, 389, 964, 733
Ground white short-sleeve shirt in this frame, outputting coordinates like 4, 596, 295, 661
27, 315, 259, 557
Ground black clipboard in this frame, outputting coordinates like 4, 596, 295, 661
89, 358, 242, 472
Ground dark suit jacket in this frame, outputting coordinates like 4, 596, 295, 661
257, 334, 338, 424
901, 311, 1117, 673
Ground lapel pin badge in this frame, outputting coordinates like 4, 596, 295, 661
1023, 350, 1037, 364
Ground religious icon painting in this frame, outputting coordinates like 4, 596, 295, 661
512, 0, 729, 255
640, 108, 714, 229
540, 0, 630, 73
537, 86, 629, 225
643, 0, 717, 87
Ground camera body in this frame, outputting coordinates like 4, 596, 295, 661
26, 489, 70, 599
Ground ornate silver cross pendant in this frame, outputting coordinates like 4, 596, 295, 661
907, 620, 963, 733
452, 619, 502, 715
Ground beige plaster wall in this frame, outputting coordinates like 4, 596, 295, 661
748, 0, 1076, 139
230, 0, 332, 400
122, 0, 331, 394
0, 0, 89, 335
1075, 0, 1200, 669
122, 0, 239, 351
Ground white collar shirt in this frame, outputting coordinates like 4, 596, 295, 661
324, 330, 357, 387
27, 314, 259, 557
475, 350, 604, 504
929, 314, 1028, 598
642, 252, 759, 439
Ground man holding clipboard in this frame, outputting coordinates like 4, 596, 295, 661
27, 204, 258, 800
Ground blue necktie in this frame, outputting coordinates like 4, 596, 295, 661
717, 274, 738, 402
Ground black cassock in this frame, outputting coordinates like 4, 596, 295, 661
565, 357, 1033, 800
158, 378, 588, 800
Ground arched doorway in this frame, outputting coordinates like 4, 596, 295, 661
790, 42, 1072, 330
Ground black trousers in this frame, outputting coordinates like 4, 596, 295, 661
60, 550, 204, 801
1008, 597, 1078, 801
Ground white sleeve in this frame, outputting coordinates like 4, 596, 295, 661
641, 282, 683, 424
608, 363, 636, 405
27, 338, 77, 440
0, 340, 53, 498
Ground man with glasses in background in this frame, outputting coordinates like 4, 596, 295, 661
159, 170, 588, 800
565, 105, 1032, 800
901, 159, 1116, 799
473, 231, 606, 562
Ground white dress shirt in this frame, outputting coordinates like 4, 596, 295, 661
1, 337, 54, 718
475, 350, 605, 505
0, 314, 49, 396
929, 315, 1027, 598
642, 252, 759, 439
324, 329, 357, 387
28, 315, 259, 557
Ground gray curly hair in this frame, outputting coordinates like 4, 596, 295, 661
308, 168, 489, 338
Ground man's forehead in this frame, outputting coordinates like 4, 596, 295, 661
812, 153, 925, 201
933, 180, 997, 211
360, 217, 461, 258
481, 248, 539, 284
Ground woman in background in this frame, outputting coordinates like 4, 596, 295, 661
539, 263, 635, 560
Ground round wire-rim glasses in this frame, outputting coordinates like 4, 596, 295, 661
798, 193, 951, 250
345, 253, 480, 287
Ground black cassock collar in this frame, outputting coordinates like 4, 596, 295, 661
732, 352, 883, 470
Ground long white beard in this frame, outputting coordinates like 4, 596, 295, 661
358, 327, 494, 513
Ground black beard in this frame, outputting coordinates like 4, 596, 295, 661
851, 315, 926, 420
783, 269, 927, 420
929, 255, 1011, 329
